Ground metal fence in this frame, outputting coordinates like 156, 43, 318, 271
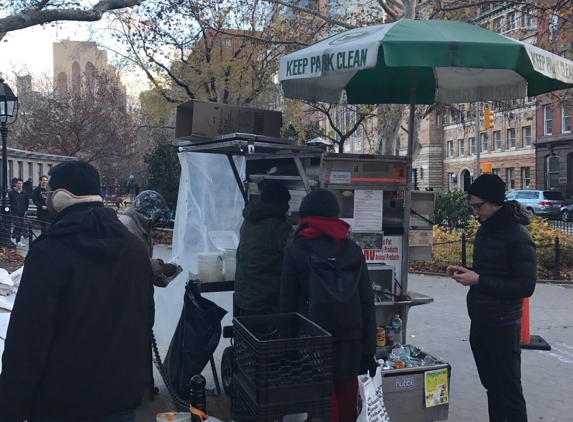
411, 233, 573, 281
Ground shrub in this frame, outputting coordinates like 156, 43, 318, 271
434, 189, 473, 229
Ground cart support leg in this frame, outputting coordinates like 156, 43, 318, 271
210, 356, 222, 395
227, 154, 248, 205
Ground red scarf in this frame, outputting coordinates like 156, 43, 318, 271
298, 216, 350, 244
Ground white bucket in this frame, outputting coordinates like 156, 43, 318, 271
197, 252, 224, 283
224, 249, 237, 281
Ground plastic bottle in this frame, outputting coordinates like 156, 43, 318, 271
392, 314, 403, 345
190, 374, 207, 413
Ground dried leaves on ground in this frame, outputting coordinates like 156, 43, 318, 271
152, 229, 173, 246
0, 247, 25, 273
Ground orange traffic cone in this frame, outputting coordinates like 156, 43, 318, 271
520, 297, 551, 350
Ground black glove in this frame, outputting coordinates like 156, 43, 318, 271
360, 354, 378, 377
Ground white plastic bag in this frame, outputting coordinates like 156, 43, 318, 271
357, 367, 391, 422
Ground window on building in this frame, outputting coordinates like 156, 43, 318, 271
523, 8, 534, 28
493, 168, 501, 177
522, 167, 531, 189
355, 110, 362, 136
18, 161, 23, 179
459, 105, 466, 121
222, 38, 232, 46
480, 133, 488, 152
435, 113, 441, 128
522, 126, 531, 147
448, 173, 456, 190
448, 109, 456, 124
507, 168, 515, 190
28, 162, 33, 181
469, 137, 476, 155
493, 17, 503, 32
8, 160, 13, 181
47, 164, 53, 173
493, 131, 501, 150
544, 106, 552, 135
458, 139, 464, 156
507, 128, 516, 149
548, 156, 559, 189
508, 12, 518, 30
447, 141, 454, 157
354, 141, 362, 152
38, 163, 43, 181
344, 143, 350, 152
550, 12, 559, 41
563, 107, 571, 133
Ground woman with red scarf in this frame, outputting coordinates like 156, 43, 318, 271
280, 189, 377, 422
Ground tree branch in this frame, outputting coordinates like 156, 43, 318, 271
262, 0, 355, 30
0, 0, 143, 39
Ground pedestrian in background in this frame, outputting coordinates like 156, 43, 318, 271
447, 174, 536, 422
280, 188, 376, 422
32, 175, 50, 234
120, 190, 181, 287
8, 178, 29, 247
0, 161, 154, 422
126, 175, 139, 203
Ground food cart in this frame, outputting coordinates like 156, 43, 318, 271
169, 130, 449, 422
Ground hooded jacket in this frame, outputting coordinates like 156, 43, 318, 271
8, 188, 29, 217
468, 200, 536, 325
0, 203, 154, 422
234, 199, 293, 311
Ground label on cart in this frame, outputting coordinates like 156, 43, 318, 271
424, 368, 449, 407
329, 167, 351, 184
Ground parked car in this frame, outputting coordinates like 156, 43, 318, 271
560, 204, 573, 221
505, 190, 566, 218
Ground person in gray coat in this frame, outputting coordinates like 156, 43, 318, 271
447, 174, 536, 422
119, 190, 181, 287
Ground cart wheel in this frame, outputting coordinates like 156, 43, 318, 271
221, 346, 234, 397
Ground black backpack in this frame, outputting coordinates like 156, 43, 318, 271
298, 238, 363, 336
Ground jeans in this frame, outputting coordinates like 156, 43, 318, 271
31, 408, 136, 422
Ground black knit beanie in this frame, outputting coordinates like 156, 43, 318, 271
299, 188, 341, 219
260, 181, 291, 205
467, 174, 506, 206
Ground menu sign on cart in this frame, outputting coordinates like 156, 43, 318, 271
354, 189, 383, 232
424, 368, 449, 407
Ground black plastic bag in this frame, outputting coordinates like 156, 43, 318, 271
164, 281, 227, 399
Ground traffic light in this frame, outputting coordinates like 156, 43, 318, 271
483, 108, 495, 130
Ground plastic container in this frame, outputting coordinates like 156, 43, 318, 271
156, 412, 191, 422
233, 313, 332, 405
208, 230, 239, 281
197, 252, 224, 283
224, 250, 237, 281
233, 380, 331, 422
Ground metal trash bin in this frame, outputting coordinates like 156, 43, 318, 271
376, 348, 451, 422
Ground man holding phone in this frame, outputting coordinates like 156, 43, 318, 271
447, 174, 536, 422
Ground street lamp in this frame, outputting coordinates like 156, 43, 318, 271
0, 78, 19, 248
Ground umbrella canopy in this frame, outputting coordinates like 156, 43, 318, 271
279, 19, 573, 105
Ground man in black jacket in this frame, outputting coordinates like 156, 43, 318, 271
32, 175, 50, 233
447, 174, 536, 422
0, 161, 154, 422
234, 181, 293, 316
8, 178, 29, 247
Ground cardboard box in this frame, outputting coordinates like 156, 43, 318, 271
175, 100, 282, 141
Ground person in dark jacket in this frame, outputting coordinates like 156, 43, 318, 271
447, 174, 535, 422
234, 181, 293, 316
0, 161, 154, 422
32, 175, 49, 233
280, 188, 377, 422
8, 178, 29, 247
126, 175, 139, 203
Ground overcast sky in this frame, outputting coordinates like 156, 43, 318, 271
0, 20, 145, 96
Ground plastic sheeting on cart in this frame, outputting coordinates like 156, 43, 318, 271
152, 152, 244, 350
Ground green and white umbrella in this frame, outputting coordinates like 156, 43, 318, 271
279, 19, 573, 105
279, 19, 573, 294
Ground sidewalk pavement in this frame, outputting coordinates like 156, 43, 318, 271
138, 268, 573, 421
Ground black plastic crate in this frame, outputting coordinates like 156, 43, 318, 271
233, 313, 333, 405
233, 379, 331, 422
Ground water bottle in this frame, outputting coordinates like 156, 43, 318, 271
392, 314, 403, 345
190, 374, 207, 413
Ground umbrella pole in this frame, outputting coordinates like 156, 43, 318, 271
401, 67, 418, 300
